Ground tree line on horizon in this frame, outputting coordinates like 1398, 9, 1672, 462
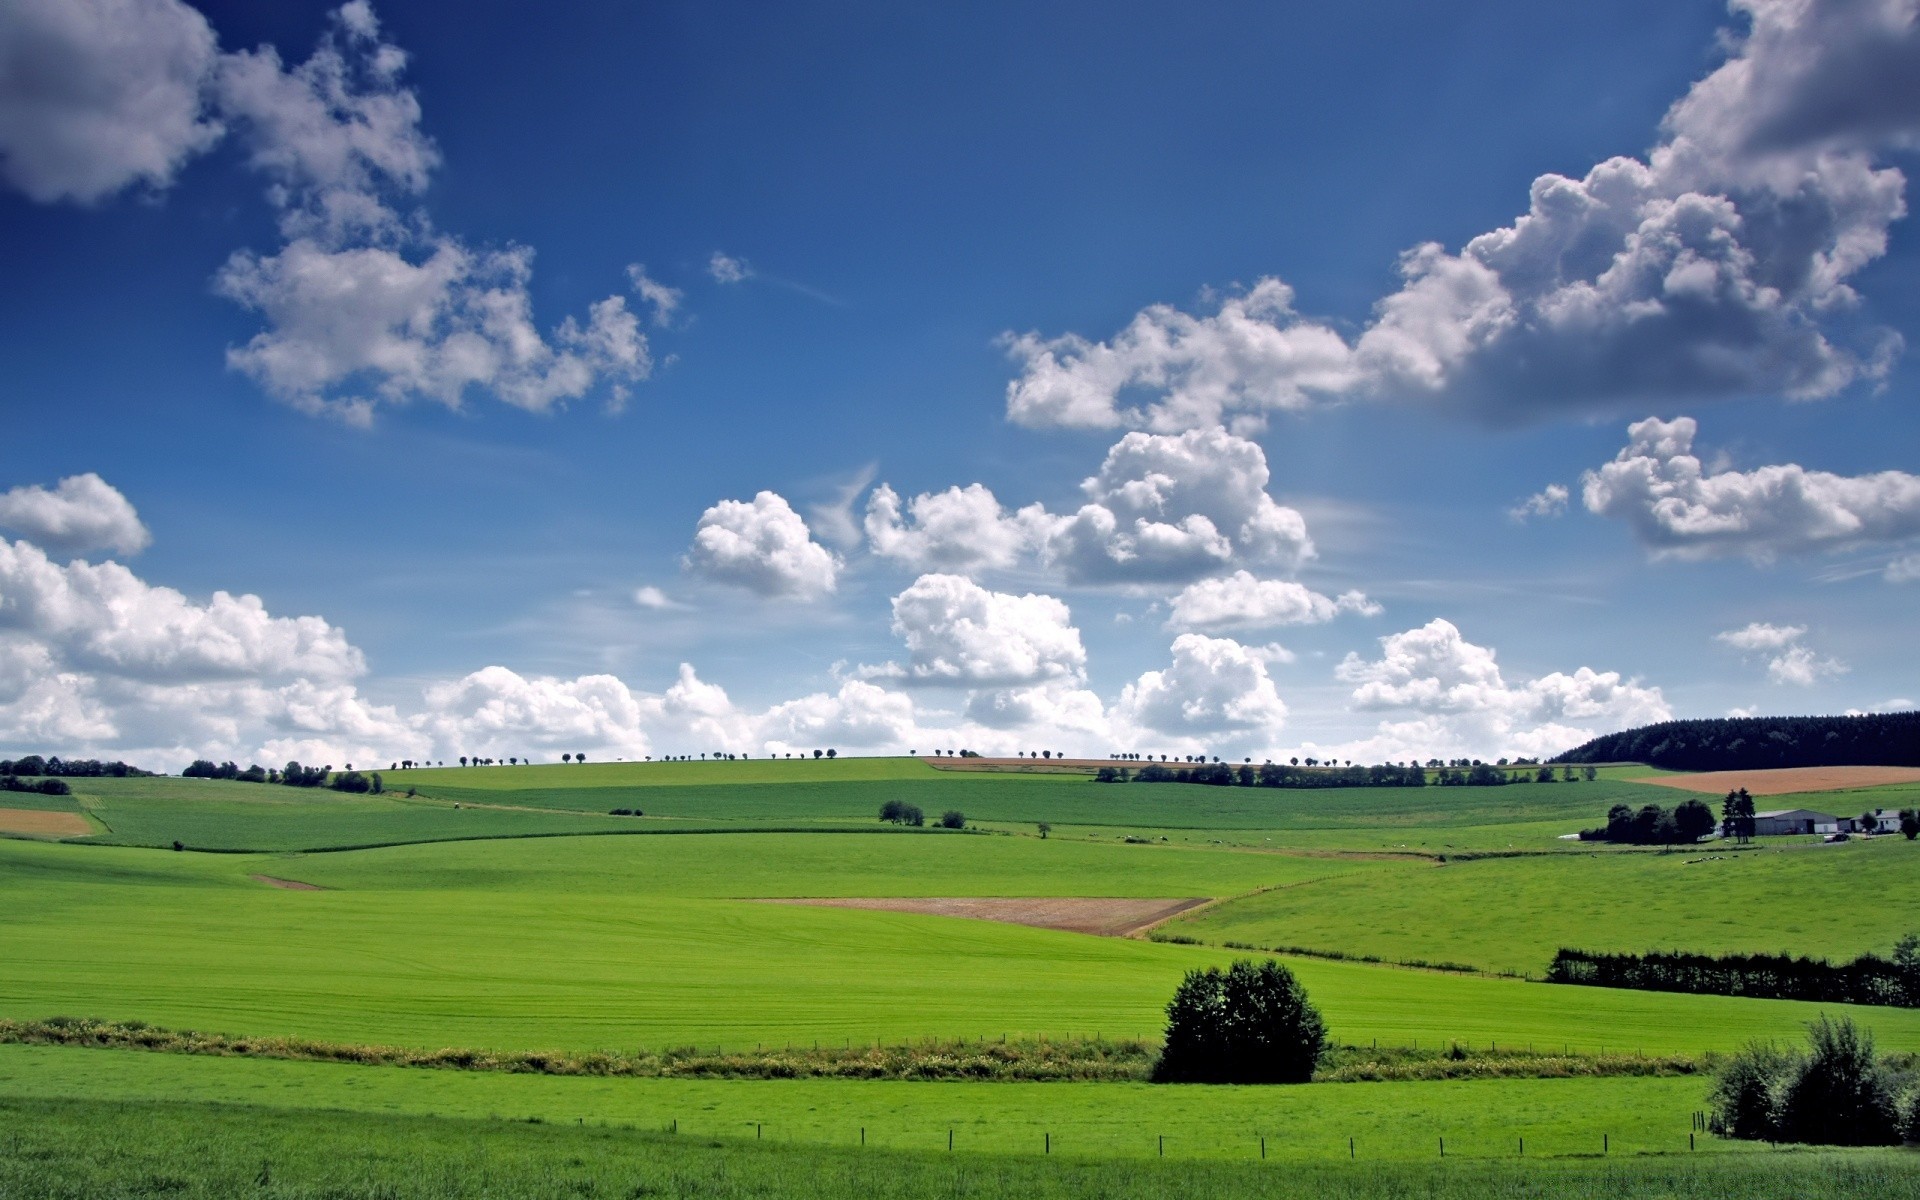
1554, 711, 1920, 771
0, 755, 150, 778
1095, 760, 1598, 789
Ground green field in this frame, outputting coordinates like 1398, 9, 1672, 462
1169, 835, 1920, 974
5, 756, 1919, 1195
9, 1094, 1916, 1200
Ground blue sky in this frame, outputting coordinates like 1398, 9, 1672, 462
0, 0, 1915, 768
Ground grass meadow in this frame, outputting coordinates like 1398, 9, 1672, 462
5, 756, 1919, 1195
8, 1095, 1916, 1200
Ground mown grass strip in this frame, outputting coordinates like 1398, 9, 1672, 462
0, 1018, 1703, 1085
4, 1093, 1919, 1198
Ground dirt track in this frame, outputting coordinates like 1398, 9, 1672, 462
760, 896, 1208, 937
0, 808, 90, 836
1630, 765, 1920, 797
250, 874, 326, 891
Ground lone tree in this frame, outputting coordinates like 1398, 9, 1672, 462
1152, 959, 1325, 1084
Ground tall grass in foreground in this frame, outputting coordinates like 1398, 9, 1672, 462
2, 1096, 1917, 1199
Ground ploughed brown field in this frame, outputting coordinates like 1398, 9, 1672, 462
759, 896, 1209, 937
0, 807, 90, 837
1630, 765, 1920, 797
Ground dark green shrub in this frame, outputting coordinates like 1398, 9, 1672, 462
1709, 1017, 1903, 1145
939, 810, 964, 829
1777, 1017, 1900, 1145
1152, 959, 1325, 1083
1708, 1040, 1792, 1140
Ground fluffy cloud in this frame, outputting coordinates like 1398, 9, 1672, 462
1715, 621, 1845, 685
1112, 633, 1289, 741
213, 9, 650, 422
863, 483, 1043, 574
1004, 278, 1360, 432
0, 538, 363, 683
1044, 428, 1313, 584
1508, 484, 1569, 522
0, 474, 150, 558
758, 679, 918, 753
887, 574, 1085, 687
684, 491, 840, 600
1, 2, 653, 422
1332, 618, 1670, 759
0, 0, 222, 203
865, 429, 1312, 589
1582, 416, 1920, 560
1003, 0, 1917, 430
1165, 571, 1377, 632
217, 240, 648, 423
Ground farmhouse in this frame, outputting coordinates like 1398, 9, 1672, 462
1750, 809, 1840, 836
1848, 809, 1901, 835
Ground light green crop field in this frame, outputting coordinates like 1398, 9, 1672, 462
7, 760, 1920, 1197
58, 775, 675, 851
1169, 835, 1920, 974
4, 833, 1918, 1057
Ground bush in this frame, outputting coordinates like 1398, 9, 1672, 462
1708, 1017, 1903, 1145
878, 800, 924, 826
938, 810, 965, 829
1152, 959, 1325, 1084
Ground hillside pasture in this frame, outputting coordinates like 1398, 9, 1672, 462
66, 776, 665, 851
4, 834, 1919, 1057
1167, 835, 1920, 975
1630, 765, 1920, 796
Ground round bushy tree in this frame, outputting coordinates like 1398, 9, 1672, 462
1152, 959, 1325, 1083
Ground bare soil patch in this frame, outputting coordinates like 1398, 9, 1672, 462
250, 874, 327, 891
1629, 765, 1920, 797
0, 808, 90, 837
761, 896, 1207, 937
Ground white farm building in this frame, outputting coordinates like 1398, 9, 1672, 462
1751, 809, 1841, 836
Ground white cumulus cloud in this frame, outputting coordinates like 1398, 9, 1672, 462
0, 474, 150, 558
1112, 633, 1289, 742
1332, 618, 1670, 760
1002, 0, 1917, 430
887, 573, 1085, 687
1166, 571, 1377, 632
684, 491, 840, 600
1582, 416, 1920, 560
0, 0, 223, 204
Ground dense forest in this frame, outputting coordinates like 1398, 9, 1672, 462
1546, 940, 1920, 1009
1552, 711, 1920, 770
